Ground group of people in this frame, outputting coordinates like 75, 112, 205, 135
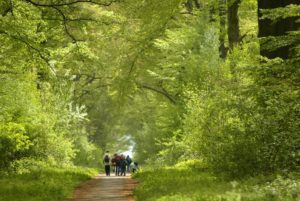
103, 151, 139, 176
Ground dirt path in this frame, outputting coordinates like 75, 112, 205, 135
65, 174, 137, 201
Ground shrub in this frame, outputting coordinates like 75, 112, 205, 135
0, 123, 32, 169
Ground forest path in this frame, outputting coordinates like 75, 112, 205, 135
65, 174, 137, 201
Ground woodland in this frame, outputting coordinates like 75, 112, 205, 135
0, 0, 299, 200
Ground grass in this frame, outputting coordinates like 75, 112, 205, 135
133, 168, 231, 201
0, 166, 98, 201
133, 164, 300, 201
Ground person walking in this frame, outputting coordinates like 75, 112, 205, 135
103, 151, 110, 176
120, 155, 127, 176
111, 153, 117, 174
115, 154, 122, 176
125, 155, 132, 173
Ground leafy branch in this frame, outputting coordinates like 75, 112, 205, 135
0, 30, 56, 75
138, 83, 176, 104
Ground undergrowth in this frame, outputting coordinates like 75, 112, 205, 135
133, 160, 300, 201
0, 160, 98, 201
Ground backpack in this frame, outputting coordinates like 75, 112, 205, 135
104, 155, 110, 163
115, 155, 122, 166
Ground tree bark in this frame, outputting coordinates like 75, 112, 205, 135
258, 0, 300, 59
185, 0, 193, 12
185, 0, 201, 12
227, 0, 241, 50
219, 0, 227, 58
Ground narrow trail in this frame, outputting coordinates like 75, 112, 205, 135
65, 174, 137, 201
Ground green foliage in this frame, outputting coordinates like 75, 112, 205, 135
0, 1, 299, 199
260, 4, 300, 21
0, 161, 97, 201
128, 0, 299, 178
249, 58, 300, 172
252, 176, 300, 201
133, 167, 229, 201
133, 167, 300, 201
0, 123, 32, 169
0, 0, 112, 169
73, 136, 103, 168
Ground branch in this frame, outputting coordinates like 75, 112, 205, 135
139, 83, 176, 104
128, 51, 144, 75
73, 84, 110, 100
49, 6, 89, 64
0, 30, 56, 75
51, 6, 78, 42
239, 31, 251, 42
24, 0, 118, 7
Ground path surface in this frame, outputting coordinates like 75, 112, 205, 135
65, 174, 137, 201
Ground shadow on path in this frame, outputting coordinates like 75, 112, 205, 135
65, 174, 137, 201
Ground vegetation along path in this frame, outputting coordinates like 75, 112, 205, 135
66, 174, 137, 201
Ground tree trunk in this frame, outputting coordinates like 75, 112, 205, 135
219, 0, 227, 58
258, 0, 300, 59
227, 0, 241, 50
194, 0, 201, 8
185, 0, 193, 12
185, 0, 201, 12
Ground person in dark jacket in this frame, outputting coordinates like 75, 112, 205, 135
120, 155, 127, 176
125, 155, 132, 173
115, 154, 122, 176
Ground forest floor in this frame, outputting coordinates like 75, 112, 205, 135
65, 174, 137, 201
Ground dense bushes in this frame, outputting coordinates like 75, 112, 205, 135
0, 73, 102, 170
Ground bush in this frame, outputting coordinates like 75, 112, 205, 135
175, 159, 208, 171
73, 136, 103, 168
0, 162, 98, 201
0, 123, 32, 169
252, 176, 300, 201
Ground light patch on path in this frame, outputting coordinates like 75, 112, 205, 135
65, 174, 137, 201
